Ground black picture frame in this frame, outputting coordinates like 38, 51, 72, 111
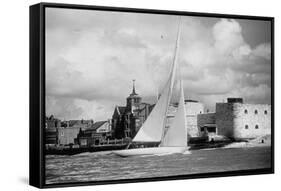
30, 2, 274, 188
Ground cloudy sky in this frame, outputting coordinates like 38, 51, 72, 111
46, 8, 271, 121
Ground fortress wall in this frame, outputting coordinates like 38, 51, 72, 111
185, 102, 204, 137
186, 115, 199, 137
185, 102, 204, 115
215, 103, 235, 138
233, 103, 271, 139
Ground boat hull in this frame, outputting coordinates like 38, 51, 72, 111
113, 147, 190, 157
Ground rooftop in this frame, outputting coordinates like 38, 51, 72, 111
85, 121, 108, 132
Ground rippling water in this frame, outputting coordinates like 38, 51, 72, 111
45, 147, 271, 184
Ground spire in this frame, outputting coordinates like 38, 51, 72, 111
131, 79, 137, 95
127, 79, 141, 110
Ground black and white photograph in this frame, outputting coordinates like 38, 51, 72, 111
40, 4, 273, 187
1, 0, 281, 191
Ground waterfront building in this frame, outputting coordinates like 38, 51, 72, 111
197, 98, 271, 140
197, 112, 216, 137
57, 127, 81, 145
57, 119, 94, 145
62, 119, 94, 128
45, 128, 58, 145
77, 120, 112, 146
46, 115, 61, 128
45, 115, 61, 145
112, 106, 126, 139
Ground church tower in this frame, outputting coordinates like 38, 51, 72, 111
126, 80, 142, 112
124, 80, 142, 138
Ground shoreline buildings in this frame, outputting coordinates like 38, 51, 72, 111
45, 85, 271, 147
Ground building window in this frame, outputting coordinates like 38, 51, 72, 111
255, 125, 259, 129
255, 110, 258, 114
245, 125, 249, 129
264, 110, 268, 115
61, 131, 64, 136
244, 109, 248, 114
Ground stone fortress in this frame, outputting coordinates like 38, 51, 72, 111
197, 98, 271, 140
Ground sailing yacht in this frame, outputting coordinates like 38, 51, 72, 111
113, 17, 190, 157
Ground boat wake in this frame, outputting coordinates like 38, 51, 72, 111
153, 152, 174, 156
141, 150, 191, 157
182, 150, 191, 155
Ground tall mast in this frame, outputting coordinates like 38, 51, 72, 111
160, 16, 182, 146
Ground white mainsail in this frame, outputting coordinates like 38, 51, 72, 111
132, 76, 173, 142
161, 79, 187, 147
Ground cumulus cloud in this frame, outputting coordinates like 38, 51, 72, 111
179, 18, 271, 109
46, 8, 271, 120
213, 19, 244, 54
252, 43, 271, 60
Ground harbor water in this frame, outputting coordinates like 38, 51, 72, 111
45, 146, 271, 184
